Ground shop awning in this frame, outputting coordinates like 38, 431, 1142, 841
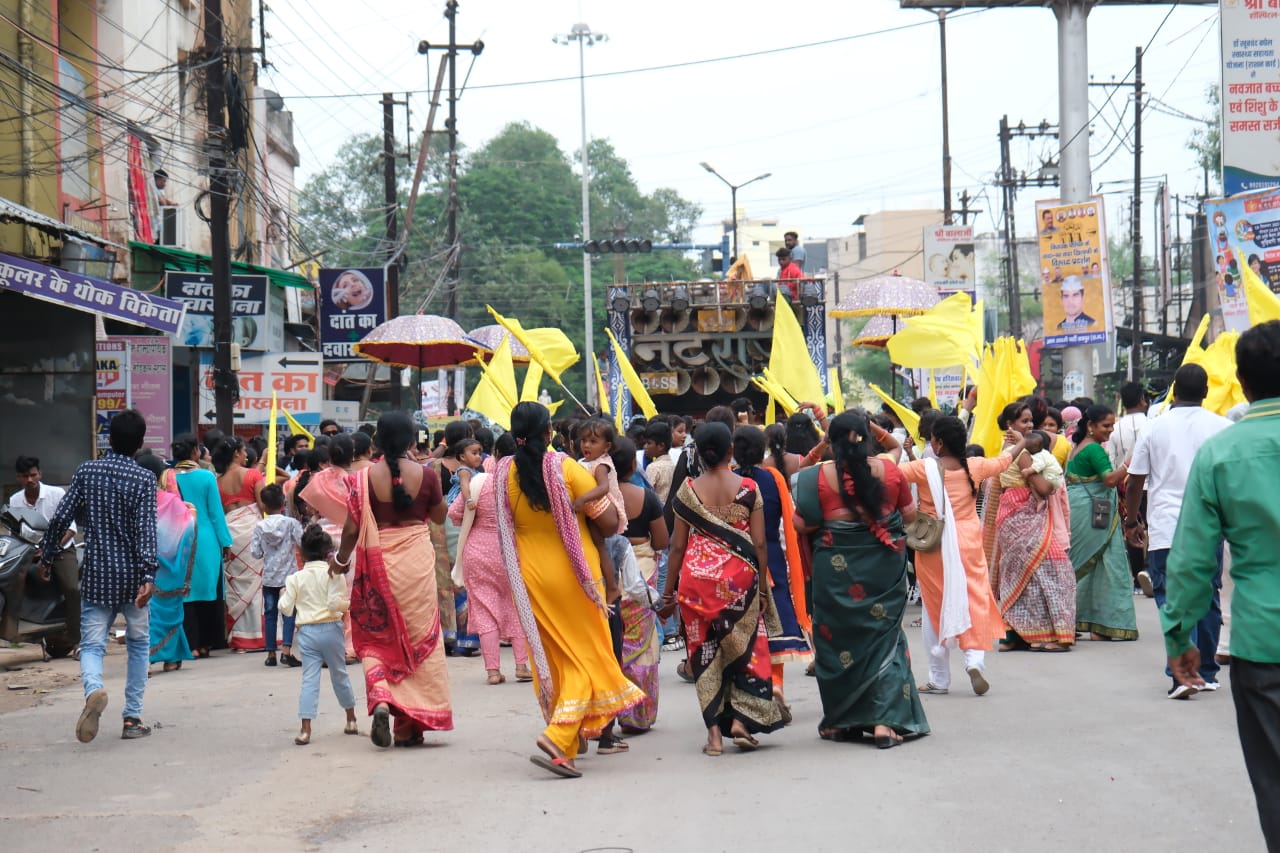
129, 241, 311, 289
0, 197, 126, 251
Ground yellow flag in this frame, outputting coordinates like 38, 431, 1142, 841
869, 383, 922, 444
886, 291, 982, 369
266, 392, 278, 484
280, 408, 314, 444
768, 302, 825, 406
1241, 255, 1280, 325
756, 369, 800, 415
969, 337, 1038, 455
467, 337, 518, 429
928, 370, 939, 410
1180, 316, 1246, 416
592, 353, 610, 416
487, 306, 580, 384
520, 361, 543, 403
606, 328, 658, 419
827, 368, 845, 414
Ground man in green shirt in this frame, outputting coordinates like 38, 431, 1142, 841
1161, 320, 1280, 849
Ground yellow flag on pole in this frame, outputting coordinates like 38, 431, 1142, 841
520, 362, 543, 402
266, 392, 278, 484
467, 337, 518, 429
280, 408, 314, 444
827, 368, 845, 414
606, 328, 658, 419
886, 291, 982, 369
768, 303, 825, 406
486, 306, 580, 384
869, 383, 922, 444
592, 353, 610, 416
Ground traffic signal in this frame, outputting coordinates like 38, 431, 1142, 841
584, 238, 653, 254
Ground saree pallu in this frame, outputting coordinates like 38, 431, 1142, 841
224, 504, 265, 650
428, 520, 458, 640
994, 486, 1077, 645
754, 467, 812, 664
151, 492, 197, 663
618, 540, 660, 731
803, 510, 929, 738
1068, 477, 1138, 640
673, 480, 783, 737
347, 470, 452, 733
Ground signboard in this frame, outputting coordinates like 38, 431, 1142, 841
1, 251, 185, 334
1221, 0, 1280, 196
1204, 187, 1280, 332
95, 341, 129, 455
322, 400, 361, 430
318, 267, 387, 360
923, 224, 978, 298
110, 336, 173, 457
1035, 196, 1114, 348
197, 351, 323, 426
640, 371, 679, 395
165, 271, 270, 350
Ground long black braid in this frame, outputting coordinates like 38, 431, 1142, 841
932, 415, 976, 496
375, 411, 416, 510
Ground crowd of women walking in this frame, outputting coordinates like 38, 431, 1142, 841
114, 380, 1158, 777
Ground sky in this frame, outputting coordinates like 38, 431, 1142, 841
259, 0, 1222, 257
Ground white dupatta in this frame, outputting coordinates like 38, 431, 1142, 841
924, 459, 972, 653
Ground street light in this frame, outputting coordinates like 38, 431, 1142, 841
699, 162, 771, 264
555, 23, 607, 408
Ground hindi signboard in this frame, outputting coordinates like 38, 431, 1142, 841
109, 336, 173, 457
95, 341, 129, 455
197, 351, 323, 426
1204, 187, 1280, 332
1221, 0, 1280, 196
1, 251, 185, 334
165, 271, 270, 350
1035, 197, 1114, 348
318, 267, 387, 360
923, 224, 977, 299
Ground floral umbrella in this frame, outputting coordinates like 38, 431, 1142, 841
830, 272, 939, 319
851, 314, 899, 348
464, 324, 532, 365
352, 314, 479, 370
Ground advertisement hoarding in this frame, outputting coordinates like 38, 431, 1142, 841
318, 267, 387, 360
165, 271, 270, 350
1035, 197, 1114, 348
1204, 187, 1280, 332
1220, 0, 1280, 196
198, 351, 323, 426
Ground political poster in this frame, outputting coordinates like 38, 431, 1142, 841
1220, 0, 1280, 196
319, 267, 387, 360
197, 351, 323, 426
165, 272, 270, 350
923, 224, 977, 300
1036, 197, 1113, 348
1205, 187, 1280, 332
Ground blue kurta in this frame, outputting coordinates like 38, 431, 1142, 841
172, 468, 233, 602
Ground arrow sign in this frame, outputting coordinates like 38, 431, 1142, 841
278, 356, 321, 368
204, 410, 246, 421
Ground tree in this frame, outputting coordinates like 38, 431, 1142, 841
1187, 84, 1220, 194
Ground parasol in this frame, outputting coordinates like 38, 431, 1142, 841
830, 273, 939, 319
353, 314, 479, 369
851, 314, 898, 348
464, 324, 532, 365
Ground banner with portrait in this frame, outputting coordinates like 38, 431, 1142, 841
319, 267, 388, 360
1036, 197, 1114, 348
1205, 187, 1280, 333
1220, 0, 1280, 196
923, 224, 977, 300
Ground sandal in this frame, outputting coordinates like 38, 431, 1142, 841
597, 735, 629, 755
1030, 642, 1071, 652
917, 682, 949, 694
701, 743, 722, 756
370, 704, 392, 748
532, 736, 582, 778
676, 660, 695, 683
344, 720, 359, 736
819, 727, 857, 742
774, 694, 793, 726
514, 665, 534, 683
998, 637, 1031, 652
162, 661, 182, 673
486, 670, 506, 685
294, 731, 310, 746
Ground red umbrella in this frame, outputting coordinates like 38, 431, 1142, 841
352, 314, 479, 370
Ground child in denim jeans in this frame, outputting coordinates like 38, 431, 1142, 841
280, 524, 358, 745
251, 484, 303, 667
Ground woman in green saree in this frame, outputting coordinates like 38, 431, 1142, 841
1067, 405, 1137, 641
793, 412, 929, 749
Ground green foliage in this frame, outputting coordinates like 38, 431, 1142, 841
1187, 84, 1221, 193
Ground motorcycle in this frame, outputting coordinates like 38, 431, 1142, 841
0, 505, 78, 660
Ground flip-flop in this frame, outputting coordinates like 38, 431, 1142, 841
702, 743, 722, 756
1029, 643, 1071, 653
370, 704, 392, 748
530, 755, 582, 778
875, 734, 902, 749
731, 733, 759, 751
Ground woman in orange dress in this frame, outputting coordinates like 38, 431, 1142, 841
213, 436, 267, 651
899, 416, 1027, 696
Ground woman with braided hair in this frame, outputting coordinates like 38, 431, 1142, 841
329, 411, 453, 749
899, 417, 1029, 696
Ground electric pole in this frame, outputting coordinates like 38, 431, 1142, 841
998, 116, 1021, 338
938, 11, 952, 224
1131, 45, 1144, 379
204, 0, 235, 434
956, 190, 982, 226
418, 2, 483, 322
383, 93, 404, 409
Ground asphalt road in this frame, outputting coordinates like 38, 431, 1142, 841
0, 597, 1264, 853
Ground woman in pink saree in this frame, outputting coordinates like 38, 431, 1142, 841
330, 412, 453, 748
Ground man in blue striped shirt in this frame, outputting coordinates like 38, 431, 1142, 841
41, 409, 157, 743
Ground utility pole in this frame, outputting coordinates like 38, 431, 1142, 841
1131, 45, 1144, 380
383, 93, 403, 409
938, 11, 952, 224
204, 0, 235, 434
998, 116, 1021, 338
955, 190, 982, 226
418, 2, 483, 322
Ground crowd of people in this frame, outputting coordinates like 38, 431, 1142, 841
12, 321, 1280, 847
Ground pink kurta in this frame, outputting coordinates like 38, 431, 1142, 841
448, 476, 524, 641
899, 453, 1014, 651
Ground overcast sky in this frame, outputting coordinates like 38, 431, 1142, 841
261, 0, 1221, 256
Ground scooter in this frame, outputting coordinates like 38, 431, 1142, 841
0, 506, 78, 660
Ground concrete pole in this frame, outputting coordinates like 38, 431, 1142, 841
577, 33, 596, 409
1055, 0, 1094, 399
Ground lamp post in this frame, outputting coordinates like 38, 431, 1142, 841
555, 23, 607, 408
699, 162, 771, 263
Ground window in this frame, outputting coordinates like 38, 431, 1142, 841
57, 57, 92, 201
158, 205, 183, 247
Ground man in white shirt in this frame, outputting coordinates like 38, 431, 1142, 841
7, 455, 78, 642
1125, 364, 1232, 698
1111, 382, 1150, 593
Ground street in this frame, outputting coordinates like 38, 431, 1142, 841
0, 598, 1263, 853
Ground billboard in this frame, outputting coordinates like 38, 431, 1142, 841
165, 272, 270, 350
1035, 197, 1114, 348
1221, 0, 1280, 196
318, 267, 387, 360
1205, 187, 1280, 332
923, 224, 977, 299
197, 351, 323, 426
